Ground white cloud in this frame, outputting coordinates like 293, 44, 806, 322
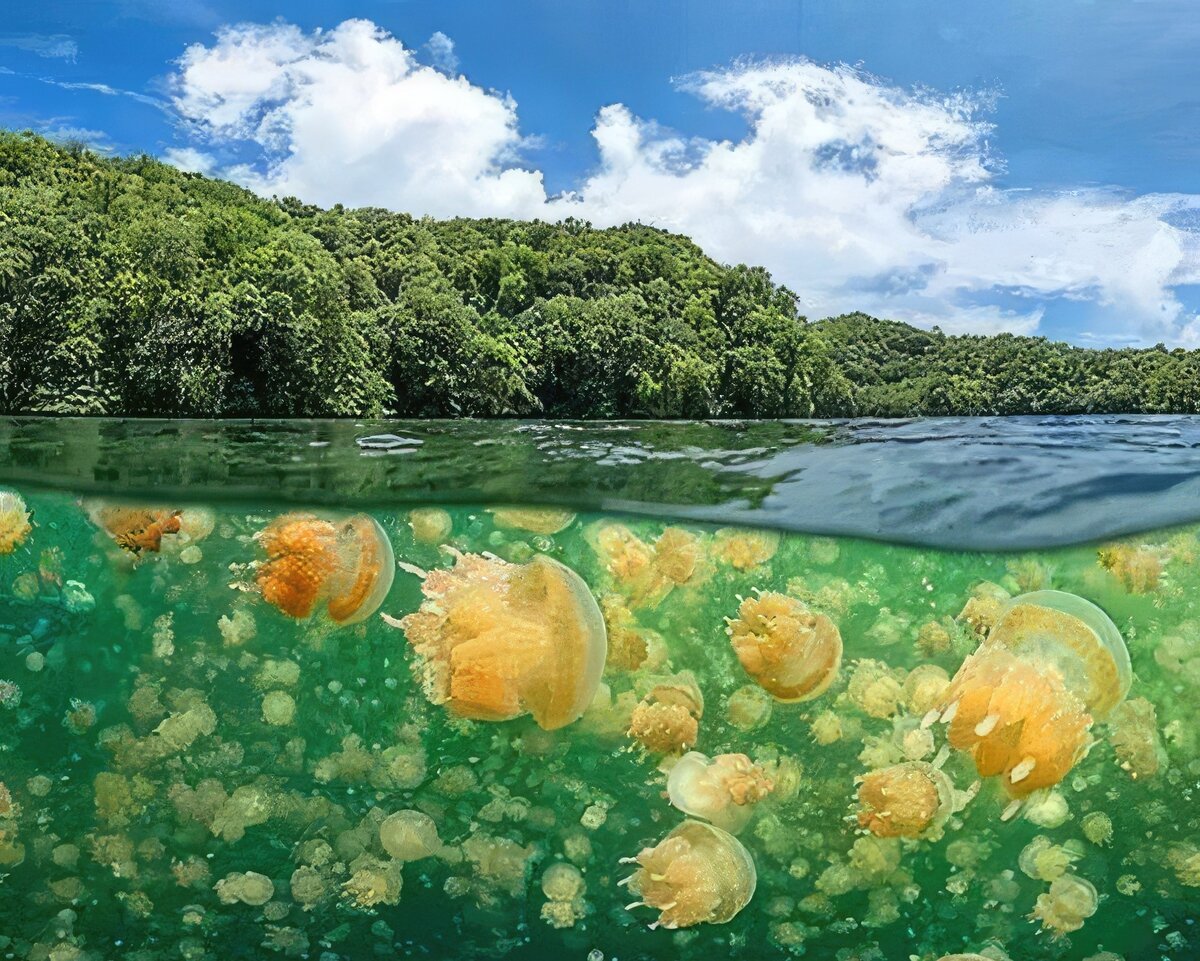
0, 34, 78, 61
171, 19, 545, 218
165, 19, 1200, 344
162, 146, 216, 174
425, 32, 458, 75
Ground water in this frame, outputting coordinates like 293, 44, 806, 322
0, 418, 1197, 961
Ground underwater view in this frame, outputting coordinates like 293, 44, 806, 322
0, 420, 1194, 961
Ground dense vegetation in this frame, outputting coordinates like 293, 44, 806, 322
3, 131, 1199, 418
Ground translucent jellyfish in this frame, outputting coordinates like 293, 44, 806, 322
82, 500, 200, 555
255, 513, 395, 624
408, 507, 453, 545
856, 761, 955, 840
628, 672, 705, 753
0, 490, 32, 555
585, 521, 656, 591
1108, 696, 1166, 780
933, 591, 1130, 799
392, 551, 606, 730
726, 592, 842, 703
540, 862, 588, 928
667, 752, 775, 834
379, 810, 442, 861
601, 595, 666, 674
1097, 543, 1162, 593
621, 820, 756, 929
725, 684, 774, 732
214, 871, 275, 906
1031, 873, 1098, 937
490, 507, 576, 535
713, 528, 780, 571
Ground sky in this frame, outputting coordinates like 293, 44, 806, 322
5, 0, 1200, 346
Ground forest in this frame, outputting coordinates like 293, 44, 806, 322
3, 131, 1199, 419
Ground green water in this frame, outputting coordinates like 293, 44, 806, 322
0, 489, 1195, 961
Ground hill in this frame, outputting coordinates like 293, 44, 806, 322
2, 131, 1198, 417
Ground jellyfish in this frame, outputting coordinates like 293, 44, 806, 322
379, 810, 443, 861
255, 513, 395, 625
713, 528, 779, 571
83, 500, 193, 554
933, 591, 1130, 801
621, 820, 756, 929
726, 591, 842, 703
628, 673, 705, 754
1097, 543, 1163, 594
390, 551, 606, 730
0, 491, 32, 555
1031, 873, 1098, 937
408, 508, 453, 545
667, 752, 775, 834
490, 507, 576, 535
856, 761, 956, 840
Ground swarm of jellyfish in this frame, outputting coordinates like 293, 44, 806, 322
391, 551, 607, 730
933, 590, 1130, 804
621, 820, 757, 928
253, 512, 396, 624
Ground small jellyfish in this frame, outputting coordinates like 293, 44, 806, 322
621, 820, 756, 929
83, 500, 189, 554
379, 810, 442, 861
934, 591, 1130, 800
628, 673, 705, 754
726, 592, 842, 703
408, 508, 453, 545
1097, 543, 1163, 593
856, 761, 955, 840
0, 490, 32, 555
712, 528, 779, 571
490, 507, 577, 535
1108, 696, 1166, 780
1031, 873, 1098, 937
392, 551, 606, 730
725, 685, 774, 732
667, 752, 775, 834
255, 513, 395, 624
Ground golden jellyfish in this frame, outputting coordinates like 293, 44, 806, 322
1031, 873, 1098, 937
628, 673, 705, 754
255, 513, 395, 624
621, 820, 756, 929
391, 551, 606, 730
933, 590, 1130, 801
408, 508, 453, 545
0, 491, 32, 555
856, 761, 955, 840
712, 527, 779, 571
83, 500, 192, 554
667, 752, 774, 834
726, 591, 842, 703
489, 507, 576, 535
586, 522, 656, 590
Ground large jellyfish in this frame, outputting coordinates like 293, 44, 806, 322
856, 761, 956, 840
391, 551, 607, 730
726, 591, 842, 702
621, 820, 756, 928
0, 491, 32, 555
255, 513, 396, 625
667, 752, 775, 834
933, 590, 1130, 801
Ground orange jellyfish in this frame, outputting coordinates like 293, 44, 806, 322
621, 820, 756, 929
667, 752, 774, 834
712, 527, 779, 571
489, 507, 576, 535
726, 591, 842, 702
933, 590, 1130, 801
856, 761, 955, 840
628, 673, 705, 753
255, 513, 395, 625
83, 500, 192, 555
0, 491, 32, 555
391, 551, 606, 730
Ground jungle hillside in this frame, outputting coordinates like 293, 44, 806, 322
3, 131, 1199, 419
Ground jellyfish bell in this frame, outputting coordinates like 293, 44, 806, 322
628, 673, 705, 754
82, 500, 183, 555
489, 507, 577, 535
856, 761, 955, 840
392, 551, 606, 730
622, 820, 756, 929
0, 490, 32, 555
255, 513, 395, 625
935, 590, 1129, 799
667, 752, 775, 834
726, 592, 842, 703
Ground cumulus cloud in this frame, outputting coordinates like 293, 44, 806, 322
165, 19, 1200, 343
162, 146, 216, 174
425, 32, 459, 75
171, 19, 545, 218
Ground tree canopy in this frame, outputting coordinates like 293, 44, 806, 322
2, 132, 1197, 418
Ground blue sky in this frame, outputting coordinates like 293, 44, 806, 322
6, 0, 1200, 345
